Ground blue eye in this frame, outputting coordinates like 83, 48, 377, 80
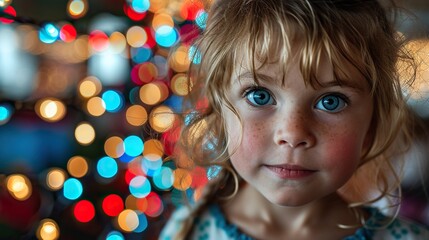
315, 94, 347, 112
245, 88, 275, 106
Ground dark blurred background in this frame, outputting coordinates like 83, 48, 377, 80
0, 0, 428, 239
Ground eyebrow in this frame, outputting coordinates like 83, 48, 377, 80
236, 71, 366, 92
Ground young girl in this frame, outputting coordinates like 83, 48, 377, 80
161, 0, 429, 239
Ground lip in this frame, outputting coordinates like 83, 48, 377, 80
264, 164, 317, 179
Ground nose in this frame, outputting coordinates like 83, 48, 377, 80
274, 110, 316, 148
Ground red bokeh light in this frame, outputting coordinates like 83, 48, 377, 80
60, 23, 77, 42
102, 194, 124, 217
74, 200, 95, 223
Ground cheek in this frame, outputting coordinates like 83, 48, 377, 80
322, 132, 365, 173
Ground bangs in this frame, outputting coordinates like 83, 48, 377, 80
226, 1, 374, 90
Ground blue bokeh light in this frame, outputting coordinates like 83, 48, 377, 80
153, 166, 174, 190
129, 176, 151, 198
97, 156, 118, 178
106, 231, 124, 240
131, 46, 153, 64
131, 0, 150, 13
155, 26, 178, 48
39, 23, 59, 44
123, 135, 144, 157
102, 90, 124, 112
63, 178, 83, 200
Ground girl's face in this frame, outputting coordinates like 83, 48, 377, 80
222, 55, 374, 206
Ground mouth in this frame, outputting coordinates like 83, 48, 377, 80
264, 164, 317, 179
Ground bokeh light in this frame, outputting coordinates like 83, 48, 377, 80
0, 103, 13, 125
6, 174, 32, 201
104, 136, 125, 158
170, 73, 190, 96
143, 139, 164, 156
46, 168, 67, 191
130, 0, 150, 13
170, 45, 191, 72
139, 82, 169, 105
59, 23, 77, 42
39, 23, 59, 44
78, 76, 102, 98
126, 105, 148, 126
144, 192, 163, 217
149, 105, 175, 133
67, 0, 88, 18
173, 168, 192, 191
97, 156, 118, 179
106, 230, 124, 240
102, 90, 124, 113
126, 26, 147, 48
75, 122, 96, 145
117, 209, 139, 232
63, 178, 83, 200
86, 97, 106, 116
123, 135, 144, 157
74, 200, 95, 222
155, 25, 178, 48
36, 219, 60, 240
153, 166, 174, 190
35, 98, 67, 122
67, 156, 89, 178
129, 176, 151, 198
102, 194, 124, 217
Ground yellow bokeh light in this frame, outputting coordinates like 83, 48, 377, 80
143, 139, 164, 157
37, 219, 60, 240
139, 82, 169, 105
117, 209, 139, 232
6, 174, 32, 201
78, 76, 102, 98
109, 31, 127, 53
104, 136, 125, 158
170, 45, 190, 72
170, 73, 190, 96
46, 168, 66, 190
126, 105, 148, 127
173, 168, 192, 191
152, 12, 174, 30
67, 156, 88, 178
75, 122, 96, 145
149, 105, 175, 133
36, 98, 67, 122
68, 0, 88, 19
126, 26, 147, 48
86, 96, 106, 117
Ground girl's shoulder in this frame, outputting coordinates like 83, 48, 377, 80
159, 203, 252, 240
349, 207, 429, 240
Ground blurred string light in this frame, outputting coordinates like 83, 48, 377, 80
0, 0, 214, 238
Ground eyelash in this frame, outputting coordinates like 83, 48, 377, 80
242, 86, 276, 106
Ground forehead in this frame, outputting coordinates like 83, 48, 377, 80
231, 45, 368, 92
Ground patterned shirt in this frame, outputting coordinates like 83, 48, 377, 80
160, 204, 429, 240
